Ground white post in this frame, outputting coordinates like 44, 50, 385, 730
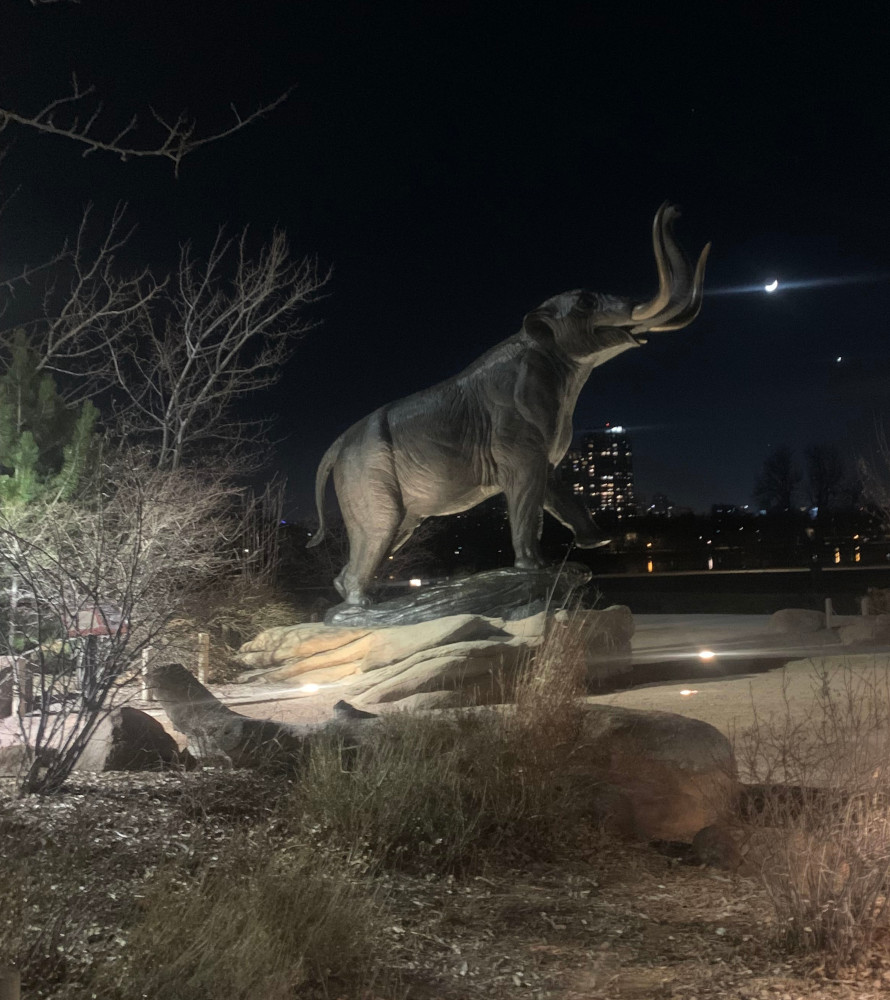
140, 647, 154, 702
10, 657, 31, 717
197, 633, 210, 685
861, 595, 872, 617
824, 597, 834, 629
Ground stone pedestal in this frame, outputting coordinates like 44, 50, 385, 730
237, 575, 634, 709
325, 563, 592, 627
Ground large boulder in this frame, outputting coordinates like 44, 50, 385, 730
564, 704, 737, 841
150, 663, 735, 843
76, 707, 196, 772
837, 615, 890, 646
348, 636, 527, 705
770, 608, 825, 633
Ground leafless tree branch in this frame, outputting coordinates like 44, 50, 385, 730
2, 207, 328, 469
0, 75, 293, 176
107, 226, 329, 469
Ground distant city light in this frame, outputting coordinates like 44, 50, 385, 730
409, 578, 422, 587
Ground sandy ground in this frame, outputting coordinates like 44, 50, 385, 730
587, 651, 890, 735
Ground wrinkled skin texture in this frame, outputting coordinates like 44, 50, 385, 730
309, 205, 709, 606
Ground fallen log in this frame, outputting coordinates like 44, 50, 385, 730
148, 663, 373, 770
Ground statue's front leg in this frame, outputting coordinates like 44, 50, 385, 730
544, 476, 610, 548
501, 464, 548, 569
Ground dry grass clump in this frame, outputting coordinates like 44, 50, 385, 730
734, 659, 890, 965
114, 834, 387, 1000
292, 615, 590, 874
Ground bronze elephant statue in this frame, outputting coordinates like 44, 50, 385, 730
309, 203, 709, 605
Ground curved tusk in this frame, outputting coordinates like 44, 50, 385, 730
630, 202, 676, 323
648, 241, 711, 331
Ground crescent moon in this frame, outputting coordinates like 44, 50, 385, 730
764, 279, 779, 293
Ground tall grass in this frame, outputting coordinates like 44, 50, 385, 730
735, 657, 890, 965
291, 612, 590, 874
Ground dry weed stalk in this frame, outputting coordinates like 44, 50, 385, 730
734, 657, 890, 964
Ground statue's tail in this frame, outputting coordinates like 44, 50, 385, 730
306, 438, 342, 549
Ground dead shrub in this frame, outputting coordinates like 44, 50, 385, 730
734, 658, 890, 965
180, 582, 305, 681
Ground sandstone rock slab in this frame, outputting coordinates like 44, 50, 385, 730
237, 614, 507, 682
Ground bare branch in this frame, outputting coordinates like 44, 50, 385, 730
1, 205, 166, 404
0, 76, 293, 176
110, 227, 329, 469
0, 453, 249, 792
2, 207, 328, 468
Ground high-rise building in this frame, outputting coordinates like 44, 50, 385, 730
558, 425, 636, 520
648, 493, 675, 517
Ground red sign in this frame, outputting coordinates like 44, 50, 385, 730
66, 605, 128, 638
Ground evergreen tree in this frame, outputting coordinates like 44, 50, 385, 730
0, 330, 98, 508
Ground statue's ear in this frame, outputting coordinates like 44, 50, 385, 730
523, 309, 555, 346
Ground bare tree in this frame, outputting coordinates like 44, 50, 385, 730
805, 443, 846, 512
753, 445, 802, 512
0, 74, 292, 177
2, 211, 328, 469
0, 452, 246, 793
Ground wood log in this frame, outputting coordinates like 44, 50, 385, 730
147, 663, 372, 771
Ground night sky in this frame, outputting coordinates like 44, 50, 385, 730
2, 1, 889, 517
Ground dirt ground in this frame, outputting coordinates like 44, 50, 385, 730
6, 625, 890, 997
5, 767, 890, 1000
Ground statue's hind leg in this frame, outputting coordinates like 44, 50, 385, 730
337, 501, 403, 605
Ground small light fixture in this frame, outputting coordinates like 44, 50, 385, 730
409, 578, 422, 587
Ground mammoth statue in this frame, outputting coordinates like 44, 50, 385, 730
309, 203, 709, 606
